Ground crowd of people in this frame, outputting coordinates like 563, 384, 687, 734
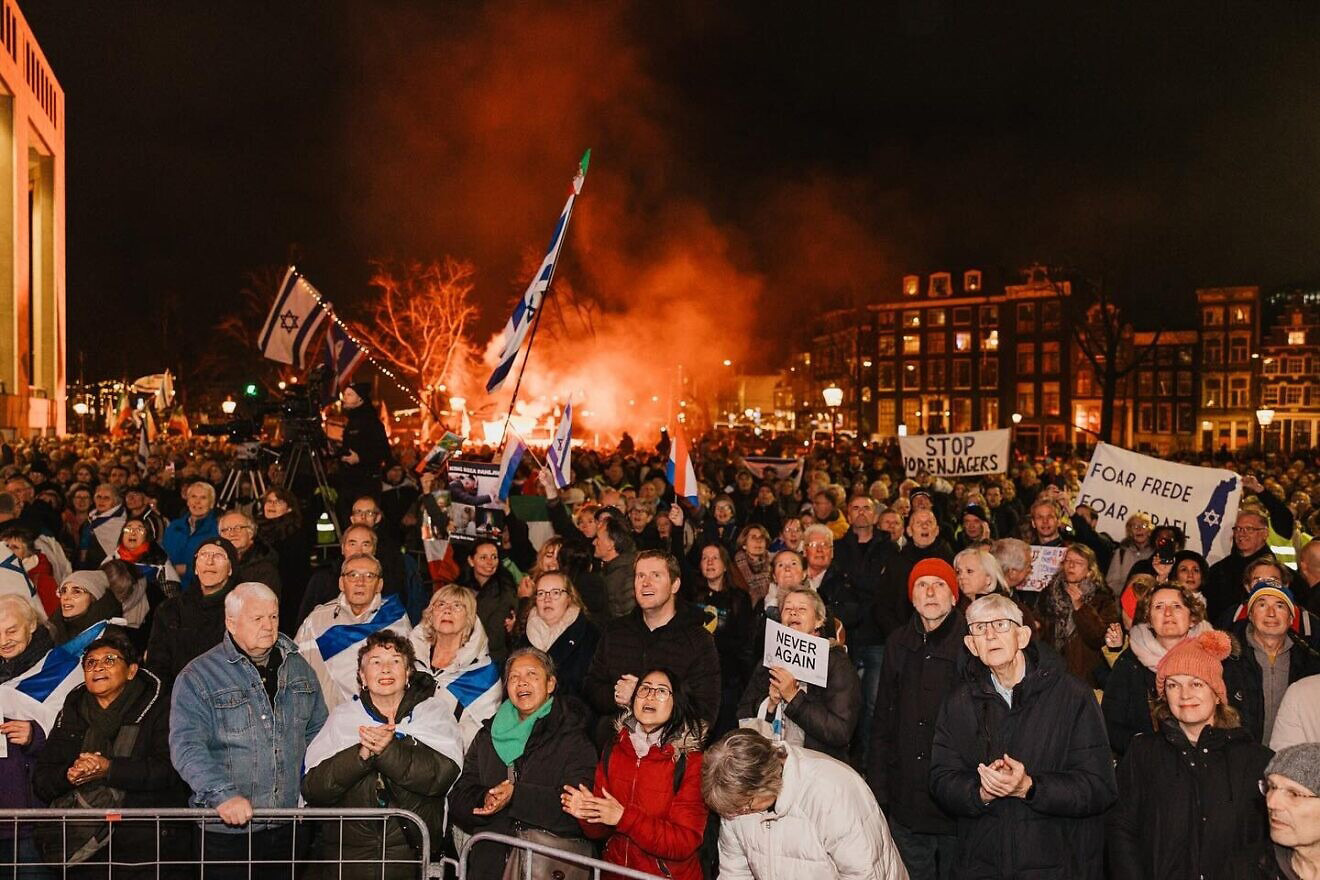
0, 415, 1316, 879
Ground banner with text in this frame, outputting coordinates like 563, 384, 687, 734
899, 429, 1010, 478
1077, 442, 1241, 564
761, 619, 829, 687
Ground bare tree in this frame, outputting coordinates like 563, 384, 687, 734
351, 258, 480, 393
1054, 268, 1162, 444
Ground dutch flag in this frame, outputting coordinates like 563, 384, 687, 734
486, 150, 591, 393
666, 423, 699, 505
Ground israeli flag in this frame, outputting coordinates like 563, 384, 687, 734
486, 150, 590, 393
258, 267, 329, 368
0, 553, 46, 624
496, 435, 527, 502
546, 402, 573, 489
0, 620, 116, 734
300, 594, 411, 709
80, 505, 126, 561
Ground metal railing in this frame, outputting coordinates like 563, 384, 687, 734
458, 831, 666, 880
0, 806, 434, 878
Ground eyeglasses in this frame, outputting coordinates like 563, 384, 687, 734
122, 526, 147, 536
1259, 779, 1320, 801
342, 570, 381, 583
433, 601, 465, 613
351, 509, 381, 519
804, 541, 831, 550
196, 551, 228, 563
635, 684, 672, 701
968, 618, 1020, 636
1233, 526, 1267, 534
535, 588, 567, 600
56, 586, 88, 597
219, 525, 252, 535
82, 655, 123, 671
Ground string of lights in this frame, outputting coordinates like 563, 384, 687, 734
291, 266, 435, 417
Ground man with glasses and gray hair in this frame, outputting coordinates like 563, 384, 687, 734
1230, 743, 1320, 879
929, 593, 1116, 880
295, 553, 410, 711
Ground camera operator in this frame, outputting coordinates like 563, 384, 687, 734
335, 382, 389, 525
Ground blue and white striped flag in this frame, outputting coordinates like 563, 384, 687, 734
546, 402, 573, 489
299, 593, 410, 709
496, 434, 527, 501
486, 150, 591, 393
321, 323, 366, 405
258, 267, 329, 368
0, 620, 116, 733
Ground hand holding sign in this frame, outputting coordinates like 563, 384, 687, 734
761, 619, 829, 688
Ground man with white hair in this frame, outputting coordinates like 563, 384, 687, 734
802, 523, 860, 639
170, 582, 327, 876
929, 594, 1116, 879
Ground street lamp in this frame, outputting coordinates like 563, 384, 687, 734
72, 400, 88, 434
822, 384, 843, 447
1256, 408, 1275, 452
221, 397, 237, 415
1011, 412, 1023, 425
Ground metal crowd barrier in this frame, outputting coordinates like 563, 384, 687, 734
457, 831, 666, 880
0, 807, 435, 878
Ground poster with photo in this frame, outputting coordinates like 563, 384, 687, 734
443, 460, 504, 544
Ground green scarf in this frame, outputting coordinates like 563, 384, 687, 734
491, 697, 554, 766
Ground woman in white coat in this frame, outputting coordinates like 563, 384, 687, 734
700, 729, 908, 879
408, 584, 502, 750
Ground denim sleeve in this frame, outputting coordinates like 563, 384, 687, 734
169, 671, 239, 808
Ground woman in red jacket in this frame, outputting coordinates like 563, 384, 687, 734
562, 667, 708, 880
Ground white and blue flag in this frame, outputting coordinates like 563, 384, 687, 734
496, 435, 527, 502
297, 593, 411, 711
0, 620, 117, 733
259, 267, 329, 368
0, 552, 46, 624
486, 150, 590, 393
546, 402, 574, 489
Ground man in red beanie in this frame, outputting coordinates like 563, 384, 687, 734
868, 555, 967, 880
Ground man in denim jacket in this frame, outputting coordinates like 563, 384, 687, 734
169, 581, 327, 874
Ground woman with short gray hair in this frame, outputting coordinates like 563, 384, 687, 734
702, 729, 906, 878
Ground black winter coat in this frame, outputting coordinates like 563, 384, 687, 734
583, 603, 721, 746
831, 531, 896, 647
813, 567, 863, 638
875, 540, 954, 639
869, 610, 968, 834
1107, 721, 1271, 880
1222, 619, 1320, 743
144, 581, 235, 686
1205, 545, 1275, 626
339, 404, 390, 480
1102, 648, 1158, 756
459, 566, 519, 667
736, 643, 861, 761
511, 611, 601, 700
449, 696, 598, 879
929, 644, 1118, 880
234, 537, 282, 596
301, 674, 460, 878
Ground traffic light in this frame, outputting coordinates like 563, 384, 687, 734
243, 382, 259, 398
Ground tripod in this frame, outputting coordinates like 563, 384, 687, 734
217, 442, 267, 510
283, 437, 342, 540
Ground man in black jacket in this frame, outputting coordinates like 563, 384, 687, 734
583, 550, 721, 745
1206, 502, 1285, 624
930, 593, 1117, 880
870, 558, 967, 880
335, 382, 389, 526
875, 509, 954, 642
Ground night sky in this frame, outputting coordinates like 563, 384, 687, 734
24, 0, 1320, 383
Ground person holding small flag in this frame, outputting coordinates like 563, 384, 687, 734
295, 553, 411, 712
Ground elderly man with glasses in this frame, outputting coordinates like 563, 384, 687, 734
295, 552, 410, 711
1229, 743, 1320, 879
1206, 495, 1292, 624
929, 593, 1116, 880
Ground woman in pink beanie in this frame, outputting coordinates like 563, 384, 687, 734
1107, 630, 1273, 880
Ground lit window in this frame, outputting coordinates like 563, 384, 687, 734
964, 270, 982, 292
1016, 383, 1035, 416
929, 273, 952, 297
927, 309, 947, 327
903, 310, 922, 329
1202, 307, 1224, 327
903, 275, 920, 297
902, 335, 920, 355
982, 330, 999, 351
954, 332, 971, 352
1288, 330, 1306, 345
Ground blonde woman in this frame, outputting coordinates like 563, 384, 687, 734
408, 584, 501, 749
1039, 543, 1119, 687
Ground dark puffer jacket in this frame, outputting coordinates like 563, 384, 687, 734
868, 609, 968, 834
584, 603, 721, 744
1101, 647, 1158, 756
929, 643, 1118, 879
1107, 720, 1271, 880
144, 580, 235, 685
449, 696, 598, 879
301, 674, 460, 878
234, 537, 282, 596
511, 611, 600, 701
736, 642, 861, 762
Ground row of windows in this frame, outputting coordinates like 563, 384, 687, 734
1015, 382, 1062, 418
881, 330, 1000, 356
877, 358, 1000, 391
1135, 370, 1196, 398
1262, 385, 1320, 407
876, 300, 1062, 332
902, 271, 983, 298
1137, 403, 1197, 435
1202, 376, 1252, 409
876, 396, 999, 435
1201, 305, 1253, 327
1263, 355, 1314, 374
1203, 335, 1255, 365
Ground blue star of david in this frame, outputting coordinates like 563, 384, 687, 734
279, 310, 300, 332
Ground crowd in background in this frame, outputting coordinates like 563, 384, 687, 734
0, 411, 1316, 878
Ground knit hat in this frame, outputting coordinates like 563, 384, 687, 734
348, 381, 373, 405
1155, 629, 1232, 706
194, 536, 240, 574
962, 504, 991, 526
1246, 578, 1296, 617
908, 557, 960, 604
1265, 743, 1320, 797
61, 569, 108, 601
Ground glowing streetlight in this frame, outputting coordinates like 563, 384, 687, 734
1011, 412, 1023, 425
72, 401, 88, 416
822, 384, 843, 446
221, 397, 237, 415
1255, 409, 1275, 427
722, 359, 732, 367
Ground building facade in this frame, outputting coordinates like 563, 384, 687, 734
1259, 290, 1320, 453
0, 4, 63, 436
1196, 286, 1260, 452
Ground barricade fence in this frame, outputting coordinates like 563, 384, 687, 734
0, 807, 434, 879
458, 831, 666, 880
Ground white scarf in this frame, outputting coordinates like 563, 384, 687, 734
1127, 620, 1213, 672
523, 605, 579, 653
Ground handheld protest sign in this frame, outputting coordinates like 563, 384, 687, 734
761, 618, 829, 687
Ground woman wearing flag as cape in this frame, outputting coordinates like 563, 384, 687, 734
302, 630, 463, 879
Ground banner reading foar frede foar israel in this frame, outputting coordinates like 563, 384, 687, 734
1077, 442, 1241, 564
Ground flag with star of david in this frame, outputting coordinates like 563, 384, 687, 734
258, 267, 329, 367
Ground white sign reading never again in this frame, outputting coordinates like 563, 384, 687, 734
761, 619, 829, 688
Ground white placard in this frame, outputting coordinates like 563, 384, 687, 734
1023, 545, 1067, 592
899, 429, 1011, 478
1077, 442, 1241, 564
761, 619, 829, 688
